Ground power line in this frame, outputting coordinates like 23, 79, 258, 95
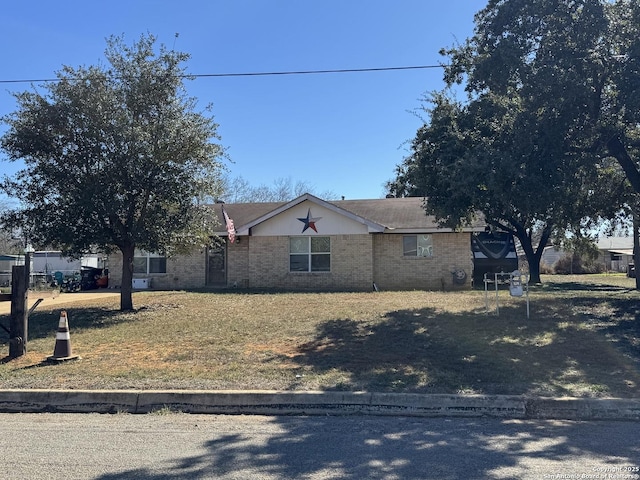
196, 64, 444, 77
0, 64, 444, 84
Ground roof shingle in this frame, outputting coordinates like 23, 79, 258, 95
211, 195, 485, 233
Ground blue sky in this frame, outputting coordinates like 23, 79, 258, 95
1, 1, 483, 200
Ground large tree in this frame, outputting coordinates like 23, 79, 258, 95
389, 91, 626, 283
0, 34, 225, 310
443, 0, 640, 207
390, 0, 637, 283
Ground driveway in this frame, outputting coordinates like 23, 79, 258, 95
0, 290, 120, 315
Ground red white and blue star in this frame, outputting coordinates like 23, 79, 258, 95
297, 208, 322, 233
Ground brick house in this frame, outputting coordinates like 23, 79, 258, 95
108, 194, 485, 291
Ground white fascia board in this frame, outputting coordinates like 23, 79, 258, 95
385, 226, 485, 234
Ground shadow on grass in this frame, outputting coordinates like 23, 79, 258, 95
8, 306, 141, 343
287, 296, 640, 398
536, 280, 634, 293
601, 297, 640, 362
0, 305, 142, 366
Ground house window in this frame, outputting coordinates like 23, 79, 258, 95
290, 237, 330, 272
403, 235, 433, 257
133, 250, 167, 274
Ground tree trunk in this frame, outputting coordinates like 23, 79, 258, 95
634, 212, 640, 290
527, 251, 542, 285
513, 226, 551, 285
120, 243, 135, 311
606, 136, 640, 195
520, 242, 543, 285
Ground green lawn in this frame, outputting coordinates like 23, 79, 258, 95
1, 274, 639, 398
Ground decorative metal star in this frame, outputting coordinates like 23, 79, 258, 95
297, 208, 322, 233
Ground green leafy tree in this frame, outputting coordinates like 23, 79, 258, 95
451, 0, 640, 285
443, 0, 640, 219
561, 234, 602, 274
390, 0, 635, 284
0, 34, 225, 310
0, 200, 22, 254
390, 92, 624, 283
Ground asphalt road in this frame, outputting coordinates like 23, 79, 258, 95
1, 413, 639, 479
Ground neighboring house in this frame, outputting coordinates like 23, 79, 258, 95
0, 251, 105, 287
596, 237, 634, 273
0, 254, 23, 271
540, 245, 565, 270
31, 251, 102, 276
107, 194, 486, 291
0, 254, 23, 287
540, 237, 634, 273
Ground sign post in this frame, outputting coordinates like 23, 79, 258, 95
484, 271, 530, 319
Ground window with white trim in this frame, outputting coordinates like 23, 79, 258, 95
290, 237, 330, 272
403, 235, 433, 257
133, 250, 167, 274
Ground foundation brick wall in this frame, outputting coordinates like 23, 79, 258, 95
372, 233, 473, 290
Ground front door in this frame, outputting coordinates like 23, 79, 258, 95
206, 243, 226, 286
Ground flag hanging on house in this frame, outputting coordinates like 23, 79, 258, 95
221, 204, 236, 244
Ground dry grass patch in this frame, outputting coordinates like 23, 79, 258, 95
1, 275, 639, 397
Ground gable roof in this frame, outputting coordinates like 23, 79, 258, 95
234, 194, 386, 235
211, 194, 486, 236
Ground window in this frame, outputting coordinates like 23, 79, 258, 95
290, 237, 330, 272
403, 235, 433, 257
133, 250, 167, 274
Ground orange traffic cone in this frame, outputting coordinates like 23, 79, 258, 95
47, 310, 79, 362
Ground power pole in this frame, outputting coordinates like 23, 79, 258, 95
9, 251, 30, 358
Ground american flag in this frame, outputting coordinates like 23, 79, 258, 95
221, 204, 236, 244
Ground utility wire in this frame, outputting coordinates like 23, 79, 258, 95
196, 64, 443, 77
0, 64, 444, 84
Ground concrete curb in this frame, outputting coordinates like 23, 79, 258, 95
0, 390, 639, 420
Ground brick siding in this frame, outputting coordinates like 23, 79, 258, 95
107, 250, 206, 290
228, 235, 373, 291
107, 232, 472, 291
373, 233, 473, 290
